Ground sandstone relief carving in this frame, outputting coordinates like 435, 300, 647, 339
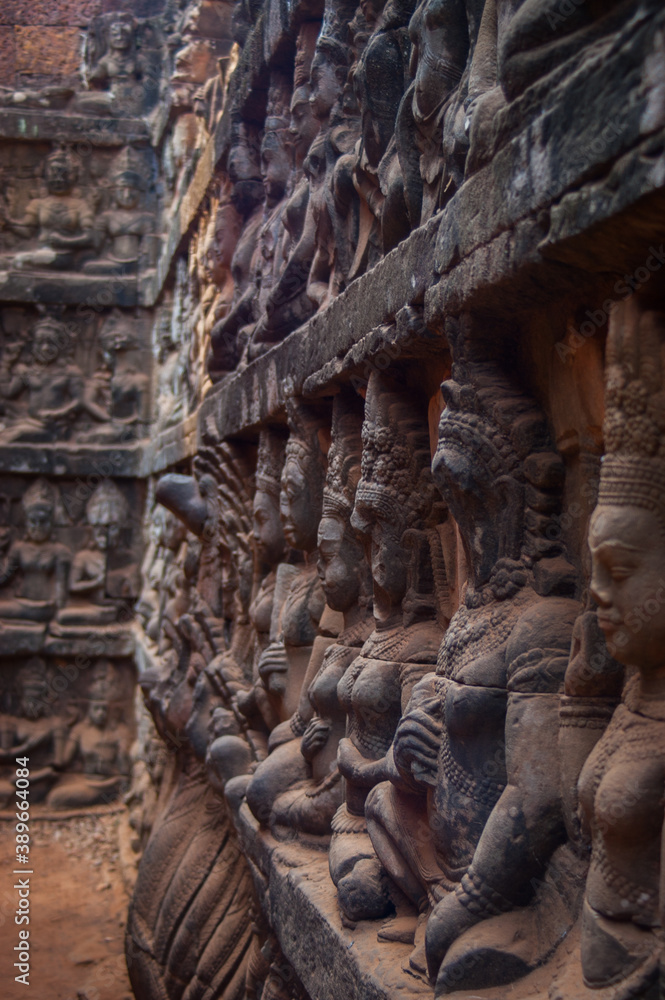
1, 2, 662, 1000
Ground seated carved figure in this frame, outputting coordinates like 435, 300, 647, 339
268, 391, 373, 838
244, 400, 335, 826
83, 150, 155, 275
1, 147, 94, 271
365, 359, 580, 987
0, 317, 94, 444
76, 13, 153, 118
246, 24, 320, 357
328, 373, 449, 924
208, 120, 265, 378
57, 481, 131, 628
0, 659, 64, 805
0, 478, 70, 625
210, 427, 289, 769
551, 294, 665, 1000
47, 663, 131, 810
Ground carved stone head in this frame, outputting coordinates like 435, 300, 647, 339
18, 658, 49, 719
433, 358, 570, 602
318, 390, 369, 613
23, 479, 56, 543
280, 399, 329, 553
261, 74, 293, 207
108, 13, 135, 52
31, 316, 70, 368
352, 373, 444, 621
44, 147, 78, 196
590, 296, 665, 672
253, 427, 288, 567
290, 23, 320, 165
309, 35, 350, 122
86, 481, 129, 551
408, 0, 469, 123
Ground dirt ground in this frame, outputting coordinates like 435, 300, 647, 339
0, 808, 134, 1000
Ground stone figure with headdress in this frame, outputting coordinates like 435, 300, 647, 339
47, 659, 132, 809
0, 316, 88, 443
83, 148, 156, 276
364, 352, 581, 989
545, 291, 665, 999
0, 479, 70, 631
328, 372, 450, 928
268, 389, 374, 839
1, 146, 94, 272
76, 12, 161, 117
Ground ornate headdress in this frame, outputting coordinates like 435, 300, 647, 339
256, 426, 288, 500
357, 373, 442, 532
323, 390, 364, 519
87, 481, 129, 527
437, 356, 572, 587
20, 657, 48, 693
294, 22, 320, 88
598, 297, 665, 529
89, 659, 117, 702
262, 73, 292, 149
45, 145, 78, 184
111, 146, 149, 191
23, 478, 56, 516
284, 397, 329, 477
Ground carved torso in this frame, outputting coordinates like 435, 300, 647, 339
579, 679, 665, 926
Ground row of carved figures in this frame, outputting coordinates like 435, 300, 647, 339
202, 0, 628, 375
133, 292, 665, 999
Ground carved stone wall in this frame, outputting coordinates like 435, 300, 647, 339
3, 1, 665, 999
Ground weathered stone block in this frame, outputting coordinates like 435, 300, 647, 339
0, 1, 103, 26
15, 25, 80, 78
0, 26, 16, 86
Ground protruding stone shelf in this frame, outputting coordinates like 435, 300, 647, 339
235, 804, 433, 1000
0, 269, 140, 306
0, 108, 149, 144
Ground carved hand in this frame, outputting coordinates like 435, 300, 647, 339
392, 705, 442, 787
301, 717, 330, 761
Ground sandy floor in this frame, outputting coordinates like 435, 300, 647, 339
0, 809, 134, 1000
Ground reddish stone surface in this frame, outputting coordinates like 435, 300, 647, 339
0, 26, 16, 87
0, 1, 103, 26
102, 0, 167, 16
15, 25, 81, 78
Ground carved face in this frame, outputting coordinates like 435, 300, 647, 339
351, 495, 407, 608
252, 488, 284, 565
20, 685, 46, 719
260, 139, 291, 207
33, 328, 61, 366
280, 456, 321, 552
317, 512, 363, 612
590, 505, 665, 673
290, 87, 319, 163
309, 53, 342, 121
92, 525, 108, 551
26, 508, 53, 543
228, 140, 260, 184
409, 0, 469, 122
432, 438, 500, 588
114, 183, 140, 210
45, 162, 74, 196
109, 19, 133, 51
89, 701, 108, 727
